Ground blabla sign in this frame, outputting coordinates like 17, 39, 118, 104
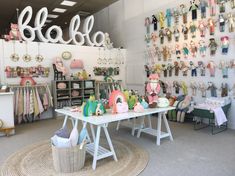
18, 6, 105, 46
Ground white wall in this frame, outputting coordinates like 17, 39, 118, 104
94, 0, 235, 129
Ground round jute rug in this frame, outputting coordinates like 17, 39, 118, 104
0, 138, 149, 176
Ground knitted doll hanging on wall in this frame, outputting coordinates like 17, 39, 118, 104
207, 82, 217, 97
173, 81, 181, 94
208, 0, 216, 16
166, 9, 172, 27
208, 18, 216, 35
219, 60, 229, 78
227, 13, 235, 32
175, 44, 181, 59
221, 36, 229, 55
190, 81, 198, 96
158, 12, 165, 29
199, 82, 207, 97
219, 14, 226, 32
165, 28, 172, 42
217, 0, 226, 13
198, 61, 206, 76
145, 17, 151, 46
190, 61, 197, 76
181, 81, 188, 95
182, 25, 189, 40
182, 43, 189, 58
162, 46, 171, 61
167, 63, 174, 77
190, 40, 198, 57
189, 22, 197, 38
162, 64, 168, 77
198, 20, 207, 37
199, 0, 208, 19
230, 0, 235, 9
152, 15, 158, 31
154, 46, 162, 61
208, 38, 218, 56
198, 40, 207, 57
207, 60, 217, 77
180, 4, 188, 24
180, 61, 189, 76
174, 61, 180, 76
189, 0, 199, 20
173, 26, 180, 42
173, 8, 180, 25
151, 32, 158, 45
159, 28, 165, 44
221, 83, 228, 97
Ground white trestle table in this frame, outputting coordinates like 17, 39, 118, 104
55, 106, 175, 170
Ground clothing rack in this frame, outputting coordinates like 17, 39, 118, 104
9, 83, 53, 124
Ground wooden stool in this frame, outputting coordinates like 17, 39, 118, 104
0, 127, 15, 136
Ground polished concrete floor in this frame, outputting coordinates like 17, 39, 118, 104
0, 117, 235, 176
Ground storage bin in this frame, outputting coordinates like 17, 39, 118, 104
52, 143, 86, 173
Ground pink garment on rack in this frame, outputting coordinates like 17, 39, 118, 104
43, 93, 49, 110
29, 89, 34, 115
35, 88, 44, 114
26, 88, 30, 115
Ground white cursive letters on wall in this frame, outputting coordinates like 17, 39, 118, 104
18, 6, 105, 46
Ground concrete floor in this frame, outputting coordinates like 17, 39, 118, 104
0, 117, 235, 176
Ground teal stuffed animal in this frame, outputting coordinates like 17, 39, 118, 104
95, 102, 106, 116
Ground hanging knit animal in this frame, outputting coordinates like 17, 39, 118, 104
199, 0, 208, 18
217, 0, 226, 13
221, 36, 229, 55
182, 43, 189, 58
189, 22, 197, 38
207, 82, 217, 97
198, 40, 207, 57
221, 83, 228, 97
173, 8, 180, 25
159, 28, 165, 44
208, 38, 218, 56
189, 0, 199, 20
182, 25, 189, 40
165, 28, 172, 42
198, 61, 206, 76
158, 12, 165, 29
175, 44, 181, 59
174, 61, 180, 76
207, 60, 217, 77
208, 18, 216, 35
190, 82, 198, 96
227, 13, 235, 33
198, 20, 207, 37
199, 82, 207, 97
173, 81, 181, 94
208, 0, 216, 16
173, 26, 180, 42
219, 14, 226, 32
166, 9, 172, 27
152, 15, 158, 31
219, 60, 229, 78
190, 61, 198, 77
180, 4, 188, 24
190, 40, 198, 57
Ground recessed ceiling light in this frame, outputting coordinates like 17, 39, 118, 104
53, 8, 67, 13
61, 0, 77, 6
46, 20, 52, 23
48, 14, 59, 18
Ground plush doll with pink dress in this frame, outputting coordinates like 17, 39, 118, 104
146, 74, 161, 105
54, 57, 68, 76
4, 23, 22, 42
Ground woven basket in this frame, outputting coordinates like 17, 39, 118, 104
52, 144, 86, 173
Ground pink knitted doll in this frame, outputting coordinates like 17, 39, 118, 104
54, 57, 68, 76
208, 0, 216, 16
207, 60, 217, 77
146, 74, 161, 104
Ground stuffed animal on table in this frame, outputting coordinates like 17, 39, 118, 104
207, 82, 217, 97
190, 61, 198, 77
180, 61, 189, 76
208, 38, 218, 56
3, 23, 22, 42
175, 44, 181, 59
173, 81, 181, 94
174, 61, 180, 76
159, 28, 165, 44
95, 102, 106, 116
227, 13, 235, 32
189, 40, 198, 57
198, 61, 206, 76
182, 25, 189, 40
109, 90, 128, 114
199, 0, 208, 18
180, 4, 188, 24
207, 60, 217, 77
189, 0, 199, 20
190, 81, 198, 96
140, 96, 149, 109
173, 7, 180, 25
189, 22, 197, 38
134, 102, 145, 113
167, 63, 174, 77
199, 82, 207, 97
208, 18, 216, 35
219, 60, 229, 78
145, 17, 151, 34
151, 15, 158, 31
182, 43, 189, 58
181, 81, 188, 95
158, 12, 165, 29
165, 28, 172, 42
146, 74, 161, 105
198, 40, 207, 57
219, 14, 226, 32
127, 91, 138, 110
221, 36, 229, 55
221, 83, 229, 97
162, 64, 168, 77
230, 0, 235, 9
217, 0, 226, 13
166, 9, 172, 27
198, 20, 207, 37
176, 95, 192, 123
208, 0, 216, 16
